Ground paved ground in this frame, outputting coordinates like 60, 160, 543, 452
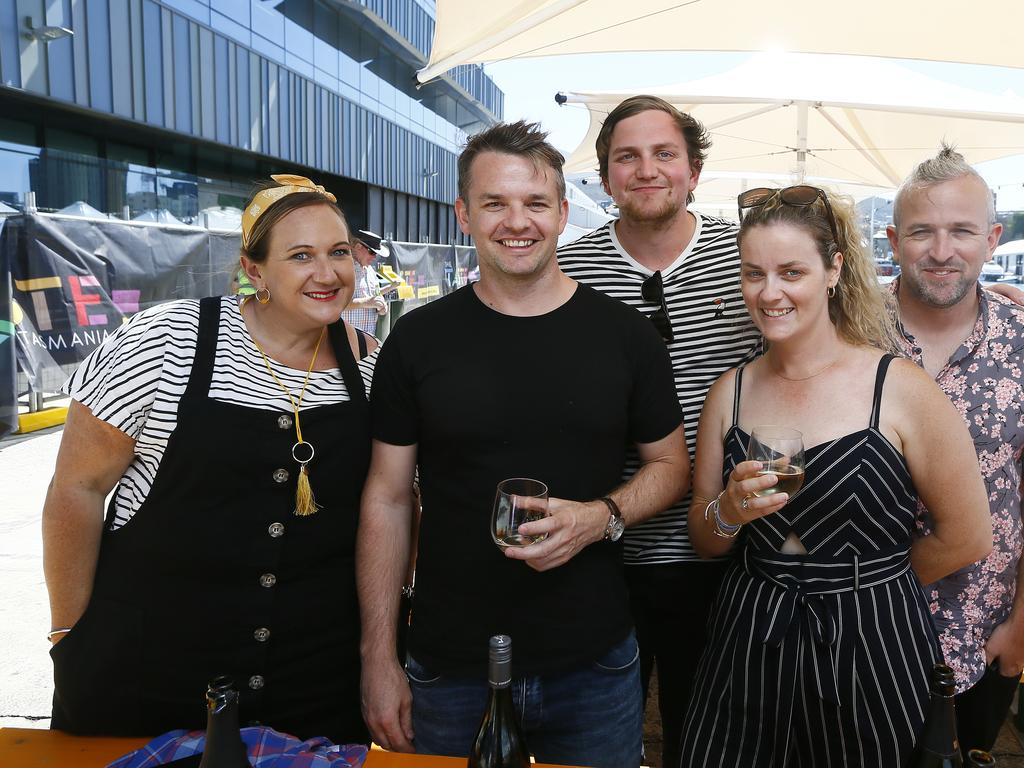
4, 426, 1024, 767
0, 426, 62, 728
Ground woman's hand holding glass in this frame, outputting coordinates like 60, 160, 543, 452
718, 426, 805, 529
717, 460, 792, 528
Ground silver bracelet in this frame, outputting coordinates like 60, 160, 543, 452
704, 491, 742, 539
47, 627, 73, 641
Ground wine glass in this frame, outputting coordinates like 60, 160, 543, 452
492, 478, 549, 548
745, 426, 806, 499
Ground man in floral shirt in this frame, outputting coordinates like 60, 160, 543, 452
888, 145, 1024, 756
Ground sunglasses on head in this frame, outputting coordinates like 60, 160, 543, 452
641, 270, 673, 342
737, 185, 840, 247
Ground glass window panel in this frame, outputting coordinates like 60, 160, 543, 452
0, 145, 39, 208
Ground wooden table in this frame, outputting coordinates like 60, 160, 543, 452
0, 727, 573, 767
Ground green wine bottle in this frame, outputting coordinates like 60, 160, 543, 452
913, 664, 963, 768
467, 635, 530, 768
198, 676, 251, 768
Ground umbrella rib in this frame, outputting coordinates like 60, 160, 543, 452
814, 106, 902, 186
705, 102, 792, 131
801, 149, 886, 188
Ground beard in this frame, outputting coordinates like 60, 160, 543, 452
616, 192, 684, 228
901, 262, 977, 308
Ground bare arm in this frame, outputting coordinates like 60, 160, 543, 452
349, 295, 388, 314
891, 360, 992, 585
356, 440, 417, 752
506, 423, 689, 572
985, 282, 1024, 307
686, 372, 788, 559
42, 400, 135, 642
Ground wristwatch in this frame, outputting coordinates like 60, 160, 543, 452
600, 497, 625, 542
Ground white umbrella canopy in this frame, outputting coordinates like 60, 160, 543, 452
558, 54, 1024, 194
419, 0, 1023, 83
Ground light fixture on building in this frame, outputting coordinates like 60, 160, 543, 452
22, 16, 74, 42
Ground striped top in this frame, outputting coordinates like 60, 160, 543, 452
679, 355, 940, 766
64, 296, 377, 530
558, 215, 761, 563
726, 357, 919, 557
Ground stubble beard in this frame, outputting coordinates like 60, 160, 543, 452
616, 194, 685, 230
902, 266, 975, 309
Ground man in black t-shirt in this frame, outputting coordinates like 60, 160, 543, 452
357, 121, 688, 768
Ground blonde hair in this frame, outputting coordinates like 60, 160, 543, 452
893, 143, 995, 228
738, 188, 898, 352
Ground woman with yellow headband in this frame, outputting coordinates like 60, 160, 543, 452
41, 175, 375, 742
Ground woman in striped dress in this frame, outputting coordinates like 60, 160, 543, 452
678, 186, 991, 767
43, 176, 377, 741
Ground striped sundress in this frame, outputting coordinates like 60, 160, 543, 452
679, 355, 941, 767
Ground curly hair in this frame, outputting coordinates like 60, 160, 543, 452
738, 187, 898, 352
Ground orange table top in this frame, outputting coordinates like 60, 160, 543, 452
0, 727, 573, 767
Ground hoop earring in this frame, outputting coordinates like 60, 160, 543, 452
827, 284, 837, 299
255, 286, 271, 304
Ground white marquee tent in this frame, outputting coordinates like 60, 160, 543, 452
418, 0, 1024, 83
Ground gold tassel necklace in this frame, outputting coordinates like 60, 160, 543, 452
250, 324, 327, 517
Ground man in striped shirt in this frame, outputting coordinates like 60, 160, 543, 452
559, 95, 760, 767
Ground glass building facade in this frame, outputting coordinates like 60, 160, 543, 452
0, 0, 503, 244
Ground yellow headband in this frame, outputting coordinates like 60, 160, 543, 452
241, 174, 337, 249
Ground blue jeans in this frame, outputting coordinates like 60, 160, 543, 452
406, 631, 643, 768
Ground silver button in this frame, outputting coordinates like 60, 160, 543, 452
268, 522, 285, 538
254, 627, 270, 642
277, 414, 293, 430
272, 468, 289, 483
248, 675, 265, 690
259, 573, 277, 588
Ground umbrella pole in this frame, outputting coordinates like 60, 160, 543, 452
796, 101, 808, 182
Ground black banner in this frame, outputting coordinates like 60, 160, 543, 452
387, 241, 477, 311
0, 217, 16, 438
7, 213, 239, 390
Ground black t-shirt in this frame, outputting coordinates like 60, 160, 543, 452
371, 283, 682, 676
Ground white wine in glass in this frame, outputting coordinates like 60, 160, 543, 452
492, 478, 549, 549
746, 426, 806, 499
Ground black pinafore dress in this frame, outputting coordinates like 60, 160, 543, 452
51, 297, 370, 743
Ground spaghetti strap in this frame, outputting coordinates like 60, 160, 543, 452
868, 354, 895, 429
731, 366, 746, 427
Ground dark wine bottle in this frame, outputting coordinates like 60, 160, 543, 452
467, 635, 530, 768
967, 750, 995, 766
914, 663, 963, 768
198, 676, 252, 768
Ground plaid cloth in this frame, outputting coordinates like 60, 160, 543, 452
106, 726, 367, 768
341, 263, 381, 335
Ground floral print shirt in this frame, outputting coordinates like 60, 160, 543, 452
893, 283, 1024, 691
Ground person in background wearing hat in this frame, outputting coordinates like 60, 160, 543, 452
42, 175, 377, 742
343, 230, 400, 336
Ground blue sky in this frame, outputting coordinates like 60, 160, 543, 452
485, 52, 1024, 213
